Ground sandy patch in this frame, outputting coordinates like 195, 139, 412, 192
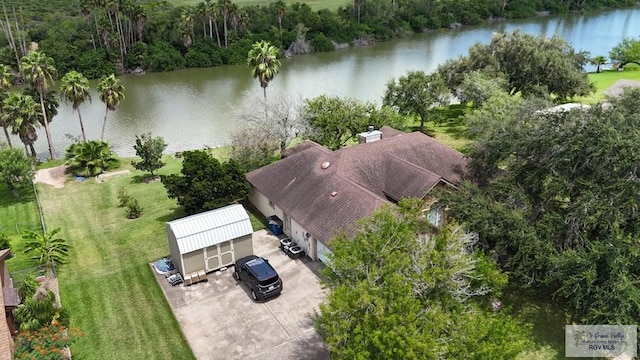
34, 165, 69, 189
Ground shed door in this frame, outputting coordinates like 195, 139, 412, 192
205, 241, 235, 272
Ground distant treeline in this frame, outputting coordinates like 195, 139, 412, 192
0, 0, 635, 78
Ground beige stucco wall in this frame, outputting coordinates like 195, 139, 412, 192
289, 217, 313, 259
249, 188, 284, 221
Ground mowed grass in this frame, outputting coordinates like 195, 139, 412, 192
34, 156, 195, 359
168, 0, 349, 11
578, 64, 640, 104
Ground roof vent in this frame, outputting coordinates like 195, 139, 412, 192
321, 161, 331, 169
331, 191, 338, 197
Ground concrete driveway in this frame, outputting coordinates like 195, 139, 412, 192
153, 230, 330, 360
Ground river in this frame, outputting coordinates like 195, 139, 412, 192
16, 7, 640, 158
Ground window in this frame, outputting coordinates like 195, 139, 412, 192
426, 206, 444, 227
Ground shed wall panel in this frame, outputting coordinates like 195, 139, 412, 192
182, 249, 204, 275
166, 226, 184, 276
233, 235, 253, 259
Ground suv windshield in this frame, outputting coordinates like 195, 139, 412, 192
246, 258, 279, 282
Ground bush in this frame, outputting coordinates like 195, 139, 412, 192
117, 187, 131, 207
185, 49, 213, 68
77, 49, 116, 79
17, 273, 39, 301
14, 323, 83, 360
65, 140, 121, 177
147, 41, 185, 72
0, 233, 10, 251
125, 197, 143, 219
125, 42, 150, 69
310, 34, 335, 52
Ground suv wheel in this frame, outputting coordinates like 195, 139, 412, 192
251, 289, 258, 301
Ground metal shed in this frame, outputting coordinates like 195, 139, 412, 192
166, 204, 254, 276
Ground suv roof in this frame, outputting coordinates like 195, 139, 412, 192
240, 256, 278, 281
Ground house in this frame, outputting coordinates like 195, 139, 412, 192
0, 249, 19, 360
246, 127, 468, 264
166, 204, 254, 276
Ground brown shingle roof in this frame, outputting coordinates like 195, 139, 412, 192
246, 129, 467, 245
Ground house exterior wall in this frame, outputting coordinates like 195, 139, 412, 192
289, 217, 313, 260
166, 226, 184, 276
182, 249, 205, 275
249, 188, 284, 222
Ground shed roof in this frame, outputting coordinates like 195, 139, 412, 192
167, 204, 253, 254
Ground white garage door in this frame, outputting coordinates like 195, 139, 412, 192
317, 241, 332, 265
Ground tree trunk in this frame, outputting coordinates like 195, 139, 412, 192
28, 142, 36, 158
223, 14, 228, 48
1, 122, 11, 148
1, 0, 20, 68
213, 18, 221, 47
101, 106, 109, 140
208, 16, 213, 38
39, 92, 55, 160
596, 65, 601, 73
77, 109, 87, 141
263, 86, 268, 120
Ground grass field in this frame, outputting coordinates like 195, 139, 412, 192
578, 63, 640, 104
168, 0, 349, 11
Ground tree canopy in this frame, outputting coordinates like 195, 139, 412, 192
161, 150, 250, 214
315, 201, 532, 359
0, 143, 35, 197
609, 37, 640, 68
437, 30, 594, 101
301, 95, 406, 150
439, 88, 640, 324
132, 132, 167, 177
383, 70, 449, 130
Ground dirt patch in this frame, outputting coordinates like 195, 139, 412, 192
34, 165, 69, 189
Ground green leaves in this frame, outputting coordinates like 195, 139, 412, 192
247, 40, 281, 90
383, 70, 449, 130
315, 205, 532, 359
22, 227, 71, 268
161, 150, 250, 214
609, 37, 640, 68
132, 132, 167, 177
0, 143, 35, 194
64, 140, 121, 177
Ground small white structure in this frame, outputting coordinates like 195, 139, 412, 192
166, 204, 254, 276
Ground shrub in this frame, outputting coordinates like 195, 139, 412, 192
0, 233, 10, 251
185, 49, 212, 68
147, 41, 185, 72
77, 49, 116, 79
65, 140, 121, 177
310, 34, 335, 52
13, 323, 84, 360
117, 187, 131, 207
125, 197, 143, 219
17, 273, 39, 301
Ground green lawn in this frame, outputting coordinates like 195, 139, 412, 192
578, 64, 640, 104
28, 157, 195, 359
168, 0, 349, 11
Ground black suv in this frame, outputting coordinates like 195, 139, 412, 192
233, 255, 283, 301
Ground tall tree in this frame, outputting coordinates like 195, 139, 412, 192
206, 0, 221, 47
3, 92, 40, 157
161, 150, 250, 214
437, 30, 594, 100
383, 70, 449, 131
20, 51, 58, 160
247, 40, 281, 117
439, 88, 640, 325
218, 0, 231, 48
0, 143, 34, 198
60, 71, 92, 141
0, 63, 12, 147
132, 132, 167, 177
315, 203, 532, 359
609, 37, 640, 68
589, 55, 607, 73
97, 73, 125, 140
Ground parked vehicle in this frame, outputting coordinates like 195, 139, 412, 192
233, 255, 283, 301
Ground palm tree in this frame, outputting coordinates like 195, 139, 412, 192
97, 73, 125, 140
60, 71, 92, 141
22, 227, 70, 275
0, 64, 13, 147
207, 0, 221, 47
19, 51, 58, 160
590, 55, 607, 73
3, 92, 40, 157
218, 0, 231, 48
247, 41, 281, 117
65, 140, 120, 176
